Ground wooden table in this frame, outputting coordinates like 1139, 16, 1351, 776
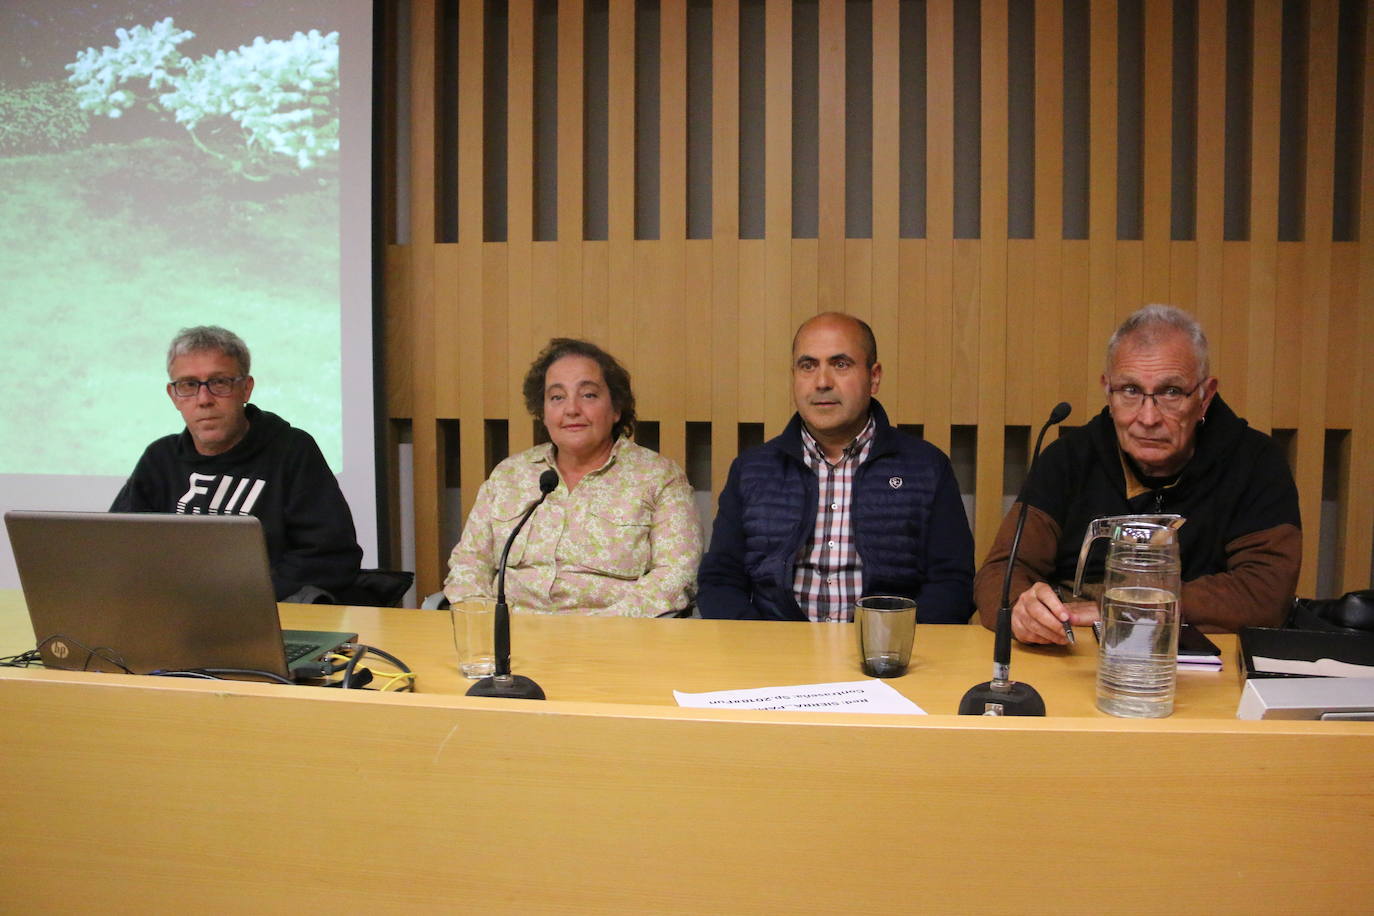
2, 590, 1371, 913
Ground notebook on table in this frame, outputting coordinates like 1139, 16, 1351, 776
4, 510, 356, 681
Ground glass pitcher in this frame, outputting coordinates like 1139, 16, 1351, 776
1076, 516, 1185, 718
1071, 515, 1185, 599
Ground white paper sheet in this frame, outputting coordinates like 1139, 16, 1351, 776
673, 679, 927, 714
1250, 656, 1374, 678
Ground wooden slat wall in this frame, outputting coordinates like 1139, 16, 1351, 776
386, 0, 1374, 603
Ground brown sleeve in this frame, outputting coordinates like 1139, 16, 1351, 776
1182, 523, 1302, 632
974, 503, 1063, 630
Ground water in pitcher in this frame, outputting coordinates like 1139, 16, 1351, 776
1096, 585, 1180, 718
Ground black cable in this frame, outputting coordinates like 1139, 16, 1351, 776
336, 643, 414, 691
150, 667, 296, 685
0, 649, 43, 667
35, 635, 134, 674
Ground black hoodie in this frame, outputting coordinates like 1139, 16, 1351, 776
111, 405, 362, 600
975, 394, 1302, 631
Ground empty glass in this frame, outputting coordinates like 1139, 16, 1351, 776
855, 596, 917, 678
450, 596, 496, 679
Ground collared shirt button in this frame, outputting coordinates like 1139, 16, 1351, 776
828, 540, 836, 548
830, 503, 838, 510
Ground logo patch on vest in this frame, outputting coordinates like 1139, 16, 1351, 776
888, 476, 903, 489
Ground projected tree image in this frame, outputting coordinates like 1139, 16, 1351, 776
67, 19, 339, 180
0, 2, 345, 477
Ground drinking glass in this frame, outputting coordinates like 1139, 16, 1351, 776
450, 597, 496, 679
855, 596, 917, 678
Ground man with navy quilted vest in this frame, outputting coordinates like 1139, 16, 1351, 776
697, 312, 975, 622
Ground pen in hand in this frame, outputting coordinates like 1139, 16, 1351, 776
1061, 618, 1076, 645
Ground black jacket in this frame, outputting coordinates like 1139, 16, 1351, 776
1021, 394, 1300, 589
111, 405, 362, 600
697, 400, 975, 622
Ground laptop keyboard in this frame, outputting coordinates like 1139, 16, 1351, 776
283, 641, 320, 664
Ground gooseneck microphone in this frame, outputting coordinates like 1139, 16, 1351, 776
467, 468, 559, 700
958, 401, 1071, 716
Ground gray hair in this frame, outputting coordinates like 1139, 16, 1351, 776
1105, 305, 1210, 378
166, 326, 251, 376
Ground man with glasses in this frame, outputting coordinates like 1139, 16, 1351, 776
975, 305, 1300, 643
111, 326, 362, 602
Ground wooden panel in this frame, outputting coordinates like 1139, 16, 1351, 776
1006, 239, 1036, 425
974, 0, 1009, 560
791, 239, 820, 318
843, 239, 873, 319
379, 0, 1374, 600
1087, 0, 1119, 388
482, 243, 510, 419
1169, 240, 1198, 318
923, 0, 955, 453
1115, 240, 1144, 320
1246, 0, 1283, 433
1032, 0, 1064, 422
685, 240, 713, 420
557, 0, 585, 338
1293, 0, 1339, 598
950, 239, 981, 424
1060, 242, 1093, 411
434, 246, 462, 416
711, 0, 741, 495
871, 0, 901, 415
656, 0, 688, 467
408, 0, 442, 594
764, 0, 794, 436
1194, 0, 1227, 379
1219, 242, 1251, 413
896, 239, 927, 425
1141, 0, 1172, 303
737, 240, 768, 422
379, 0, 400, 246
645, 236, 689, 467
3, 604, 1373, 913
1271, 243, 1304, 427
433, 246, 462, 417
531, 240, 559, 345
384, 245, 413, 417
1342, 11, 1374, 591
457, 0, 487, 526
506, 0, 537, 455
606, 0, 636, 379
817, 0, 846, 312
581, 241, 610, 348
1326, 245, 1358, 428
633, 242, 662, 418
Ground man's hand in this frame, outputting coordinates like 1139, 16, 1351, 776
1010, 582, 1100, 645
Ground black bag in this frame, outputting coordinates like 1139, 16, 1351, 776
1287, 589, 1374, 636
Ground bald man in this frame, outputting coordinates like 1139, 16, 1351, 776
697, 312, 974, 622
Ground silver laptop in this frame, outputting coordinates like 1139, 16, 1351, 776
4, 510, 356, 681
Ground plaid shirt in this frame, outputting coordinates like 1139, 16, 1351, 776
794, 416, 876, 622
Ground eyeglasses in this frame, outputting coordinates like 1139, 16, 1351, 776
1107, 382, 1202, 414
170, 376, 244, 398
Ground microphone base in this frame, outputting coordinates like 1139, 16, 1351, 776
958, 680, 1046, 716
466, 674, 546, 700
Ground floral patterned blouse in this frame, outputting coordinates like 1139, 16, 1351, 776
443, 438, 702, 616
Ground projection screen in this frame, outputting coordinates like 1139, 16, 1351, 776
0, 0, 378, 586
